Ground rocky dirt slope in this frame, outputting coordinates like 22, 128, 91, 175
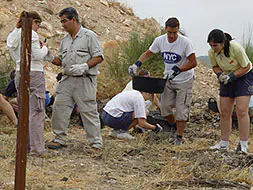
0, 0, 161, 90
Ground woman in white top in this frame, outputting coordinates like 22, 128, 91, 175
7, 11, 49, 157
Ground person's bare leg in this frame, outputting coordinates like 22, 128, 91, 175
128, 119, 138, 130
219, 97, 234, 141
176, 120, 186, 136
0, 94, 18, 125
236, 96, 250, 141
165, 114, 176, 125
9, 97, 19, 113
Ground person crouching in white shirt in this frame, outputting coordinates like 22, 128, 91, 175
102, 90, 163, 140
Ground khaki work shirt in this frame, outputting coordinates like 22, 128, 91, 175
58, 26, 103, 76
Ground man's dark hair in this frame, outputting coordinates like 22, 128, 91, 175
165, 17, 180, 28
59, 7, 79, 23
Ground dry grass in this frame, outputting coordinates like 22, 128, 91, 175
0, 110, 253, 190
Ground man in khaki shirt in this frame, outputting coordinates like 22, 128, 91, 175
46, 7, 103, 149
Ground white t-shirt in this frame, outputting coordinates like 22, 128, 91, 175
103, 90, 146, 119
149, 34, 195, 83
122, 80, 153, 109
122, 80, 133, 92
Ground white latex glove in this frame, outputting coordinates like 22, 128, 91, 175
69, 63, 89, 76
128, 64, 138, 76
44, 50, 54, 62
219, 73, 236, 85
164, 70, 175, 80
220, 74, 231, 85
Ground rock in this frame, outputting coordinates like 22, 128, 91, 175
75, 1, 81, 7
40, 21, 53, 34
123, 19, 131, 27
100, 0, 109, 7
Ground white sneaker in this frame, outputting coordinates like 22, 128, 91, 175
109, 129, 120, 137
116, 131, 135, 140
210, 140, 229, 150
235, 142, 248, 154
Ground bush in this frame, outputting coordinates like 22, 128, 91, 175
242, 27, 253, 62
107, 32, 165, 82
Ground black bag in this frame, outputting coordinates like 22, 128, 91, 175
208, 97, 219, 113
147, 110, 174, 132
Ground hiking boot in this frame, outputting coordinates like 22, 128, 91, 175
210, 140, 228, 150
116, 131, 135, 140
47, 141, 67, 150
235, 142, 248, 154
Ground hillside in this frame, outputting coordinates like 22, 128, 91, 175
0, 0, 161, 92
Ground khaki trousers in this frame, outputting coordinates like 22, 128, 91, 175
16, 71, 46, 154
51, 76, 102, 147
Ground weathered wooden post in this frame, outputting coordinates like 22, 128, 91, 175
14, 12, 32, 190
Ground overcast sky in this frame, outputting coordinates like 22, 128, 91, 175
117, 0, 253, 56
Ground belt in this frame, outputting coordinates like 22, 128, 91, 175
65, 73, 94, 82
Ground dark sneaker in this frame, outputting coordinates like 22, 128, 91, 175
47, 141, 67, 150
168, 131, 177, 143
132, 127, 146, 134
172, 138, 182, 146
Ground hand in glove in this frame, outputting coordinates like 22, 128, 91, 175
216, 72, 224, 83
220, 73, 236, 85
44, 50, 54, 62
128, 60, 142, 76
69, 63, 89, 76
152, 123, 163, 133
165, 65, 181, 80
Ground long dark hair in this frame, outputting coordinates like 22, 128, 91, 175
16, 11, 42, 28
207, 29, 232, 57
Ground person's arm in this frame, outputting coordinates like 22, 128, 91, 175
128, 50, 154, 75
213, 66, 223, 75
137, 118, 156, 130
137, 118, 163, 132
31, 32, 48, 61
153, 95, 161, 109
178, 53, 197, 72
87, 56, 103, 68
233, 63, 251, 77
138, 49, 154, 63
51, 56, 62, 66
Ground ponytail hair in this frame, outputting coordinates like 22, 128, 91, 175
16, 11, 42, 28
207, 29, 233, 57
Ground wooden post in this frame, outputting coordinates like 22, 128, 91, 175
14, 13, 32, 190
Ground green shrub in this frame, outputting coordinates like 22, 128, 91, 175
107, 31, 165, 81
0, 74, 11, 93
243, 27, 253, 62
0, 59, 15, 93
